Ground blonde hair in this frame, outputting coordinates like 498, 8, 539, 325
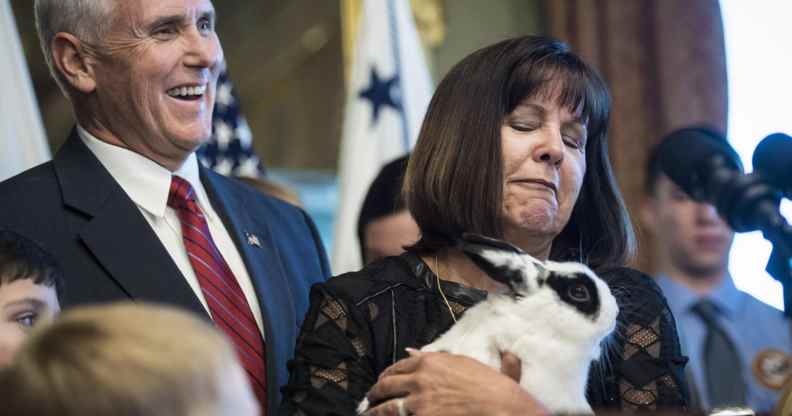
4, 302, 247, 416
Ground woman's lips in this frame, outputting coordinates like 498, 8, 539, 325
511, 178, 557, 193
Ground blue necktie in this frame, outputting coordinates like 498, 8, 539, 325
691, 300, 747, 408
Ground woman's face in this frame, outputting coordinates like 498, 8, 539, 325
500, 96, 587, 255
0, 279, 60, 367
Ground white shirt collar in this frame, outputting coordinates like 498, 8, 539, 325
77, 126, 213, 219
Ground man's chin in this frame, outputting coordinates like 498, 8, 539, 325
685, 261, 729, 280
172, 133, 210, 152
151, 136, 208, 171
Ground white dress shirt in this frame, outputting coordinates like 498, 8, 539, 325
78, 126, 264, 335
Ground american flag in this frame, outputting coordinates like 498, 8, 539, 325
198, 66, 266, 177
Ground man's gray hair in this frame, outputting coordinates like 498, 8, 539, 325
34, 0, 112, 95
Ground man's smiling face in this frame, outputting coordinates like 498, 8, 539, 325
87, 0, 223, 170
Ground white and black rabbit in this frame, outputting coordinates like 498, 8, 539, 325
358, 233, 619, 415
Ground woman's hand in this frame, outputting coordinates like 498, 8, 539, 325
362, 349, 549, 416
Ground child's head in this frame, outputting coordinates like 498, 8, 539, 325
0, 230, 63, 367
3, 302, 258, 416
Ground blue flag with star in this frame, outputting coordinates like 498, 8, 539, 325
332, 0, 433, 273
359, 68, 401, 125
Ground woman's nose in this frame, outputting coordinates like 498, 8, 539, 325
533, 129, 564, 166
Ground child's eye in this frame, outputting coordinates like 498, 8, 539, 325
15, 313, 38, 328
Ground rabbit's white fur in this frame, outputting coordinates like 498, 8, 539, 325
357, 247, 618, 415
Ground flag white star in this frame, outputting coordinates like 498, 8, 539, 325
238, 157, 261, 178
216, 82, 234, 109
214, 120, 233, 149
215, 158, 234, 176
200, 66, 265, 178
236, 119, 253, 146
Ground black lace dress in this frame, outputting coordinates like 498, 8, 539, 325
280, 253, 689, 415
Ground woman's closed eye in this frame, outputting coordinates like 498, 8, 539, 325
510, 122, 540, 132
562, 134, 583, 150
562, 125, 586, 151
509, 119, 586, 150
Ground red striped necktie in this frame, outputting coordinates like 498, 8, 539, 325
167, 176, 267, 412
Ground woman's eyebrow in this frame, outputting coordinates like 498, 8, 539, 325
564, 118, 588, 131
512, 103, 546, 117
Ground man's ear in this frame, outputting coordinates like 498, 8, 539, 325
51, 32, 97, 94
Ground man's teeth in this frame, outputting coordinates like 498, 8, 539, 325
167, 85, 206, 97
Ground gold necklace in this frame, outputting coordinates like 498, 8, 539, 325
434, 255, 457, 323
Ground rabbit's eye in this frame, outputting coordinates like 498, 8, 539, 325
567, 283, 590, 303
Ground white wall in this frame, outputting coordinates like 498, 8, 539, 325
721, 0, 792, 310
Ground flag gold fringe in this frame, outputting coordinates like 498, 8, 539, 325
341, 0, 445, 84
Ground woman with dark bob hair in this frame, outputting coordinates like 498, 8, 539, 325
281, 36, 688, 415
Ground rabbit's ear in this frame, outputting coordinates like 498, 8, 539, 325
459, 233, 525, 254
460, 243, 526, 291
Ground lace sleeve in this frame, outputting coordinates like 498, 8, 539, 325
280, 284, 377, 416
590, 268, 690, 411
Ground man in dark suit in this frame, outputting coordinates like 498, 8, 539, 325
0, 0, 330, 414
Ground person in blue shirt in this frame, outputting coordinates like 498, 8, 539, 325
641, 126, 792, 413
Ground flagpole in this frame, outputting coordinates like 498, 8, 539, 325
386, 0, 411, 152
341, 0, 361, 84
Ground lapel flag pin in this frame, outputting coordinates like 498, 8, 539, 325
245, 232, 261, 248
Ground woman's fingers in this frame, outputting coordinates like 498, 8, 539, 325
379, 354, 422, 379
405, 347, 422, 357
367, 374, 416, 404
365, 352, 546, 416
364, 397, 414, 416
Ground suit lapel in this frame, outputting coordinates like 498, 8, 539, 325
54, 131, 207, 316
201, 168, 297, 408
